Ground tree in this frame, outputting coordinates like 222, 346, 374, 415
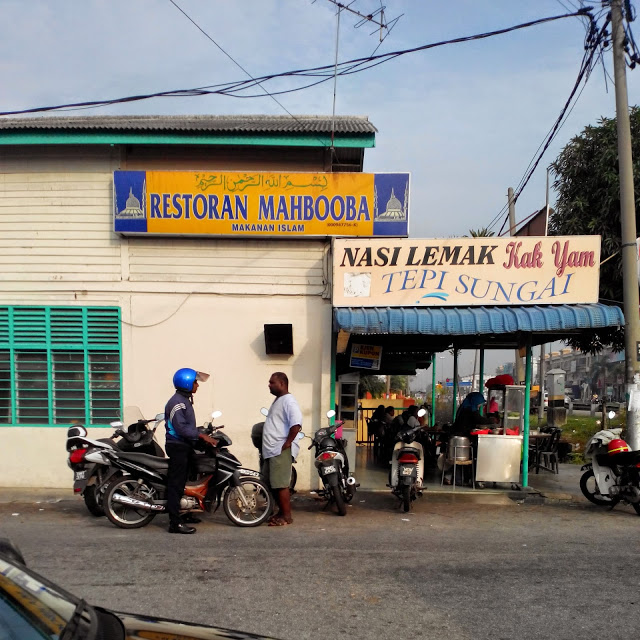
467, 227, 495, 237
390, 375, 407, 394
358, 375, 386, 398
549, 107, 640, 353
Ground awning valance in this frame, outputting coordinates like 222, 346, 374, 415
333, 304, 624, 336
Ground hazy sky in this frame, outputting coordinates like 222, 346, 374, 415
1, 0, 636, 374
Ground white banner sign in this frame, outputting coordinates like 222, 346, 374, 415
333, 236, 601, 307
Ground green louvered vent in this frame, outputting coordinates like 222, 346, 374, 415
50, 308, 84, 346
12, 308, 47, 346
86, 308, 120, 346
0, 306, 121, 427
0, 309, 8, 346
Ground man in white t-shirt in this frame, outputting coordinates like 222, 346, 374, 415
262, 371, 302, 526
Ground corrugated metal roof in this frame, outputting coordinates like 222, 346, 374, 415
333, 304, 625, 335
0, 115, 377, 134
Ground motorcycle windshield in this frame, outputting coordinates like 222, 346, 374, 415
122, 406, 146, 425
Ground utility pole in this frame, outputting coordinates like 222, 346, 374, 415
538, 170, 550, 423
611, 0, 640, 448
508, 187, 526, 386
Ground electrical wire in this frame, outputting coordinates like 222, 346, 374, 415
0, 8, 592, 118
489, 10, 612, 235
167, 0, 335, 154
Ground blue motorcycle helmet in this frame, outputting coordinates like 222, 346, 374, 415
173, 368, 210, 393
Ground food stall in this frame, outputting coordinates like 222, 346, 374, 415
475, 376, 525, 483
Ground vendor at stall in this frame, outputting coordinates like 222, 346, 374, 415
453, 392, 492, 436
441, 392, 492, 486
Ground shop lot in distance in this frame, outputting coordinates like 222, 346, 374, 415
1, 489, 640, 640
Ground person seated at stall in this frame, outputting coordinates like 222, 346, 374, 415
442, 392, 491, 485
367, 404, 386, 440
380, 406, 396, 462
406, 404, 420, 429
418, 402, 432, 426
367, 404, 386, 457
453, 392, 492, 437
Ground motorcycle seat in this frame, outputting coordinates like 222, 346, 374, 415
115, 451, 169, 471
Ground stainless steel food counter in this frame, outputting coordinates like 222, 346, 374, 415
475, 434, 523, 483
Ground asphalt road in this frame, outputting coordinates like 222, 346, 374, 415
1, 491, 639, 640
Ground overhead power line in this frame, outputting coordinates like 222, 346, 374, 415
0, 8, 592, 118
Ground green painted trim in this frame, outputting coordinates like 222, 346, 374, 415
430, 353, 436, 427
522, 340, 533, 488
8, 309, 16, 424
82, 309, 90, 426
452, 350, 459, 420
117, 307, 123, 422
45, 307, 53, 424
0, 131, 376, 148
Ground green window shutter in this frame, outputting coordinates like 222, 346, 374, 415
50, 308, 84, 347
0, 309, 9, 347
11, 308, 47, 347
86, 308, 120, 347
0, 305, 122, 427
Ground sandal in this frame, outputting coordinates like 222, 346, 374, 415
268, 517, 293, 526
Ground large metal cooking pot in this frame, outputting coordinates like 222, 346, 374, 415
447, 436, 471, 461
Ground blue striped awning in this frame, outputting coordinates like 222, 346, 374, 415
333, 304, 624, 335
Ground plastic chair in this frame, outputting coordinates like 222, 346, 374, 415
440, 444, 475, 491
538, 428, 562, 474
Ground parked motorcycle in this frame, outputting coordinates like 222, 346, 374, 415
251, 407, 298, 493
102, 411, 273, 529
580, 418, 640, 515
66, 407, 165, 517
308, 410, 357, 516
389, 408, 427, 512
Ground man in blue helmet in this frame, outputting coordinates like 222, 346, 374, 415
165, 367, 209, 534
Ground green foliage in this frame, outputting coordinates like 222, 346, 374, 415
358, 375, 386, 398
467, 227, 496, 237
549, 107, 640, 353
390, 375, 408, 393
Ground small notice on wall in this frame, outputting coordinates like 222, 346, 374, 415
350, 344, 382, 370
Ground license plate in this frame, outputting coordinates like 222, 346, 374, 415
321, 465, 336, 475
74, 470, 87, 481
401, 467, 414, 476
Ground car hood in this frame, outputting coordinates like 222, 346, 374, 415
114, 610, 278, 640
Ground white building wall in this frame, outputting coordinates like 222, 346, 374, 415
0, 150, 333, 489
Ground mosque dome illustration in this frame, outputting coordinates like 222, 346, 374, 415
376, 187, 406, 221
117, 187, 145, 219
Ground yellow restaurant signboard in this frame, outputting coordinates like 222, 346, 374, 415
113, 170, 410, 237
332, 236, 601, 307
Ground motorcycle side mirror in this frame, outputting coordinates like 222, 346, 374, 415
326, 410, 336, 419
110, 421, 124, 429
608, 410, 616, 420
417, 408, 427, 418
260, 407, 269, 417
211, 410, 223, 420
154, 413, 164, 422
295, 432, 305, 440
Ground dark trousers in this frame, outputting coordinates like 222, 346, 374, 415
166, 441, 193, 526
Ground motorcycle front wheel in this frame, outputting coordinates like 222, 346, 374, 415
83, 485, 105, 517
223, 478, 273, 527
104, 477, 158, 529
579, 469, 615, 506
401, 484, 411, 512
